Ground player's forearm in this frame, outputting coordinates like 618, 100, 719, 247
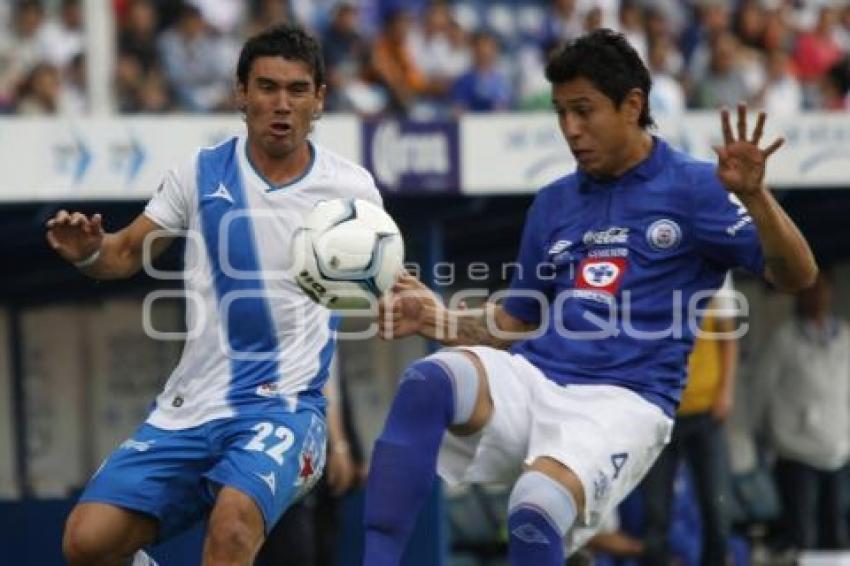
742, 189, 817, 291
79, 233, 143, 280
419, 304, 516, 349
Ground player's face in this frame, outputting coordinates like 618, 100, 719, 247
239, 56, 325, 159
552, 77, 644, 179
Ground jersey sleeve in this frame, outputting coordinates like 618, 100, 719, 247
501, 196, 553, 324
690, 165, 764, 275
353, 164, 383, 208
144, 155, 195, 231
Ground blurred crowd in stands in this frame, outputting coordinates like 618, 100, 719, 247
1, 0, 850, 117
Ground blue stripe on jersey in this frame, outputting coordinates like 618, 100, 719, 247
297, 314, 340, 411
197, 138, 281, 409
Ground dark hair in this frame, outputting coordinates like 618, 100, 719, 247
545, 28, 654, 129
237, 24, 325, 88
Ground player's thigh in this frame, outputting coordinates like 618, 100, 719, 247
437, 346, 535, 485
204, 486, 265, 560
78, 422, 213, 542
206, 409, 327, 535
527, 383, 672, 551
63, 502, 157, 562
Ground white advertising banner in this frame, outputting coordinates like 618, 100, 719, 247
0, 115, 360, 202
88, 298, 183, 463
463, 112, 850, 193
20, 305, 87, 497
0, 308, 20, 499
0, 113, 848, 200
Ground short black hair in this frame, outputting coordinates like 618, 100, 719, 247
237, 24, 325, 89
545, 28, 654, 129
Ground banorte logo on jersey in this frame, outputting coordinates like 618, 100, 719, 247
576, 257, 627, 295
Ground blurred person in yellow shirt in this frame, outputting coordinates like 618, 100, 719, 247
640, 275, 739, 565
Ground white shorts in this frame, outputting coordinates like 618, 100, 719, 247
437, 346, 673, 552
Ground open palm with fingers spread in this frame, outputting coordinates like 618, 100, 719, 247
713, 103, 784, 197
45, 210, 104, 263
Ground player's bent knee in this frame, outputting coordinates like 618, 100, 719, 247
63, 517, 100, 565
508, 470, 578, 538
415, 349, 490, 432
206, 489, 265, 560
527, 456, 586, 515
62, 505, 141, 565
206, 519, 259, 559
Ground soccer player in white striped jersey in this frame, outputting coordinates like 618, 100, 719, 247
48, 25, 381, 566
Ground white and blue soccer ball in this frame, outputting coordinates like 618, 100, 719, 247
292, 198, 404, 310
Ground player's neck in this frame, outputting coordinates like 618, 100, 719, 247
247, 139, 313, 186
609, 131, 654, 178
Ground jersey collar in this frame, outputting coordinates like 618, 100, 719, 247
577, 136, 666, 191
242, 137, 318, 192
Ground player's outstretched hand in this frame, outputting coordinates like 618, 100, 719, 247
45, 210, 104, 264
377, 272, 441, 340
713, 103, 784, 198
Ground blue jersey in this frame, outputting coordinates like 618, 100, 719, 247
502, 138, 763, 416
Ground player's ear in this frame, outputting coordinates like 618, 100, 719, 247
622, 88, 643, 126
236, 81, 247, 113
314, 83, 327, 120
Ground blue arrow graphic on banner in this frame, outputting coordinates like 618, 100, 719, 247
73, 134, 91, 183
127, 133, 145, 183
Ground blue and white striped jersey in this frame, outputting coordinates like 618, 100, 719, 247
143, 136, 381, 430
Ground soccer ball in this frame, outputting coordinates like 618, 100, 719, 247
292, 198, 404, 310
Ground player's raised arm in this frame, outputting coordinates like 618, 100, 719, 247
377, 273, 538, 348
713, 104, 818, 291
45, 211, 172, 280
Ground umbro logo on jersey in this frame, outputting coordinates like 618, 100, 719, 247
207, 182, 234, 204
548, 240, 573, 255
547, 239, 574, 265
256, 471, 276, 495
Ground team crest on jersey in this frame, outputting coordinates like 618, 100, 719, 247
576, 258, 627, 294
646, 219, 681, 251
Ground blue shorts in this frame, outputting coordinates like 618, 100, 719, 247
79, 408, 327, 542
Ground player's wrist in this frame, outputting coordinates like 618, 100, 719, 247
427, 304, 456, 343
73, 247, 102, 269
737, 188, 770, 209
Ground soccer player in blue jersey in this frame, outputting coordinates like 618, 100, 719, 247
363, 29, 817, 565
47, 25, 382, 566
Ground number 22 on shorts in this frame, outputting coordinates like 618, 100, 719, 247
244, 422, 295, 465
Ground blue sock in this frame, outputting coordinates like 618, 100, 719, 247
507, 507, 566, 565
363, 360, 455, 566
507, 471, 577, 566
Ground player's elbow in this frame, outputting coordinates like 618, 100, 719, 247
768, 262, 819, 293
